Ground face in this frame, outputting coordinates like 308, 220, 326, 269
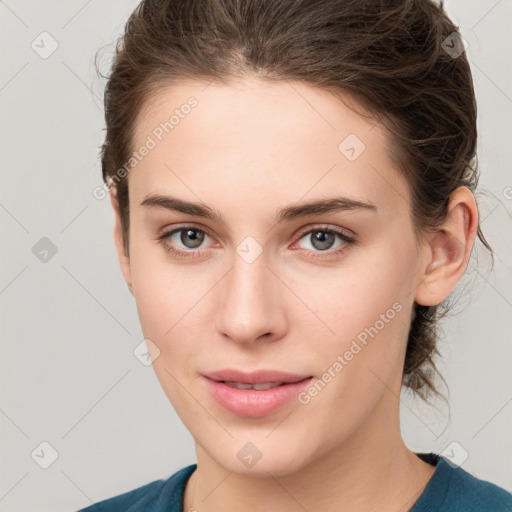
116, 77, 429, 476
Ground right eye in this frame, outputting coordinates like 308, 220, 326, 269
157, 225, 215, 259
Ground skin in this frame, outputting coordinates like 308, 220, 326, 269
109, 77, 478, 512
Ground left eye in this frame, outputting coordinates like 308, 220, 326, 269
296, 228, 353, 252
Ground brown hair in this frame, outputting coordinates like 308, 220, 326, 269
97, 0, 492, 401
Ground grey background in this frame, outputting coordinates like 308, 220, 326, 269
0, 1, 511, 510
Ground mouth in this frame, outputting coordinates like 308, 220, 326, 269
203, 368, 312, 386
221, 381, 292, 390
202, 372, 315, 417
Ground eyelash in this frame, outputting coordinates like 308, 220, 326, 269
156, 224, 356, 260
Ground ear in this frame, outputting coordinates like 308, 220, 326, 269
414, 186, 479, 306
109, 187, 134, 295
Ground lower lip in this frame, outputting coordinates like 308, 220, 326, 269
203, 376, 314, 417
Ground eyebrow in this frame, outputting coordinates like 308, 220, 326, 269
140, 194, 377, 224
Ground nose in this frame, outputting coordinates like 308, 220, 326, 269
215, 249, 288, 345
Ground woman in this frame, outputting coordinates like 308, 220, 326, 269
79, 0, 512, 510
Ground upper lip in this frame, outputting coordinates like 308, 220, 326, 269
203, 369, 312, 384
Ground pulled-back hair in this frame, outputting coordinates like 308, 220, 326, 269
97, 0, 491, 401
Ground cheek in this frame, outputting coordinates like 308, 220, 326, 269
129, 248, 208, 406
300, 244, 408, 333
128, 241, 202, 345
295, 246, 412, 385
292, 278, 408, 430
128, 240, 226, 384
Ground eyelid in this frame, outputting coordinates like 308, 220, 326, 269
293, 223, 355, 241
157, 222, 215, 242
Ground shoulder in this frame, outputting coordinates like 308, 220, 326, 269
446, 462, 512, 511
413, 453, 512, 512
75, 464, 197, 512
75, 480, 165, 512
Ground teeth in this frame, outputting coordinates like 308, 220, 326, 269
224, 381, 283, 390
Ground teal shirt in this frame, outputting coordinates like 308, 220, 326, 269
76, 453, 512, 511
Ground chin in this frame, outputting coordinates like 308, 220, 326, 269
206, 441, 311, 479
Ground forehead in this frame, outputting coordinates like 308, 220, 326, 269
128, 78, 409, 218
134, 77, 382, 153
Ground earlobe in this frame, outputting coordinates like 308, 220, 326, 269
109, 188, 134, 295
415, 187, 478, 307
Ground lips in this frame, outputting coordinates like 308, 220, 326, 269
203, 374, 315, 417
203, 368, 311, 385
